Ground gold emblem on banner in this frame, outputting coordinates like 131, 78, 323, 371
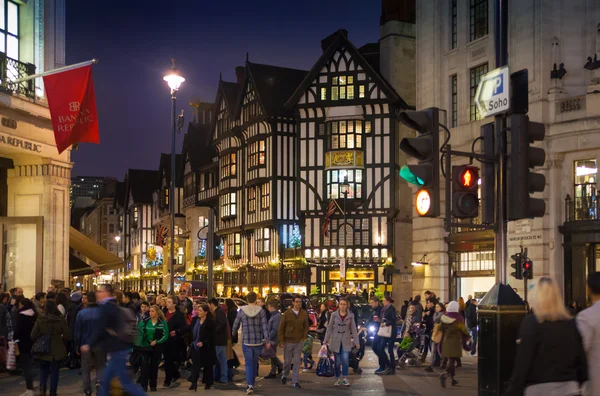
331, 151, 354, 166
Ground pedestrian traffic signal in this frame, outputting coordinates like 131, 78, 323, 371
507, 114, 546, 220
522, 258, 533, 279
452, 165, 480, 218
398, 107, 440, 217
511, 252, 523, 280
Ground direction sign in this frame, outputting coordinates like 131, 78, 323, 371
475, 66, 511, 118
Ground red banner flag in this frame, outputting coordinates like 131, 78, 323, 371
43, 65, 99, 154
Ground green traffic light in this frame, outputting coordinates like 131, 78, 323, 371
400, 165, 424, 186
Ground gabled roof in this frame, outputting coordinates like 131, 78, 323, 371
158, 153, 183, 188
285, 30, 410, 109
125, 169, 159, 205
245, 62, 308, 117
181, 121, 217, 171
221, 81, 240, 115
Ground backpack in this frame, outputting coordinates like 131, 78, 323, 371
107, 307, 137, 344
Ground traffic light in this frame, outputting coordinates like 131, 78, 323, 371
511, 252, 523, 280
522, 258, 533, 279
398, 107, 440, 217
452, 165, 480, 218
481, 123, 495, 224
507, 114, 546, 220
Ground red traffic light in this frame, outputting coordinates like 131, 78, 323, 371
524, 262, 531, 269
459, 167, 479, 190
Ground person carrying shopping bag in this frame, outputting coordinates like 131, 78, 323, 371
323, 298, 359, 387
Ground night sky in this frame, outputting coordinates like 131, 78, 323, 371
67, 0, 381, 179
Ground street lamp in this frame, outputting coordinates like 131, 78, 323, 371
163, 59, 185, 294
340, 177, 350, 294
114, 235, 121, 288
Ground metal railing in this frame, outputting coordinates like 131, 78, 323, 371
565, 195, 600, 222
0, 53, 36, 99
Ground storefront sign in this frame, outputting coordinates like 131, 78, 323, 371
329, 270, 374, 281
0, 132, 42, 153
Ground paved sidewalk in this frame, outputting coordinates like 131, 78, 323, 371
0, 346, 478, 396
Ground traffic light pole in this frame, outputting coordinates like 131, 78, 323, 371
494, 0, 509, 285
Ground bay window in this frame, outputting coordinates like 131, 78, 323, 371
329, 120, 368, 150
248, 187, 256, 213
256, 228, 270, 254
221, 153, 237, 179
248, 140, 266, 168
327, 169, 363, 199
260, 183, 270, 210
221, 192, 236, 218
228, 233, 242, 257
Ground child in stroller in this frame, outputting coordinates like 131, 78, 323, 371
349, 325, 368, 374
397, 323, 427, 368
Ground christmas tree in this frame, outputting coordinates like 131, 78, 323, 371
290, 224, 301, 248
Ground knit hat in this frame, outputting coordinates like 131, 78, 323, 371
70, 292, 82, 303
447, 301, 459, 313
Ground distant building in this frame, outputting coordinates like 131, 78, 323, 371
70, 176, 117, 207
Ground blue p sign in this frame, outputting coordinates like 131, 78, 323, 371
493, 74, 504, 96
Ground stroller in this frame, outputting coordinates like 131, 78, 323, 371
396, 323, 426, 368
349, 326, 367, 374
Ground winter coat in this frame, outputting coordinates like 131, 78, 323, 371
213, 306, 228, 346
410, 302, 423, 323
267, 310, 282, 344
324, 310, 358, 354
192, 316, 216, 365
381, 304, 397, 339
440, 313, 470, 358
232, 305, 269, 346
14, 308, 36, 354
30, 313, 70, 362
278, 308, 309, 345
465, 303, 478, 328
87, 298, 129, 353
74, 303, 100, 348
0, 303, 11, 338
227, 307, 238, 344
136, 318, 168, 350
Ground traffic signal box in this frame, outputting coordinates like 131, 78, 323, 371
510, 252, 523, 280
452, 165, 480, 218
398, 107, 440, 218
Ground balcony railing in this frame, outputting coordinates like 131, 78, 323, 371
0, 53, 36, 99
565, 195, 600, 222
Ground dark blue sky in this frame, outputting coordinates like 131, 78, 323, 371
67, 0, 381, 178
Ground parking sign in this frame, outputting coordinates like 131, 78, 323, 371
474, 66, 511, 118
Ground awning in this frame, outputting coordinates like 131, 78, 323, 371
69, 254, 94, 275
69, 226, 123, 270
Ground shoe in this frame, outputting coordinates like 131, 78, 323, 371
292, 383, 301, 389
204, 384, 212, 390
374, 368, 386, 375
424, 366, 434, 372
19, 391, 34, 396
265, 373, 277, 379
150, 387, 157, 392
246, 386, 254, 395
334, 379, 342, 386
162, 382, 171, 389
451, 379, 459, 386
440, 374, 447, 388
281, 377, 287, 385
189, 382, 197, 391
141, 388, 148, 393
341, 379, 350, 387
302, 369, 310, 373
386, 369, 396, 375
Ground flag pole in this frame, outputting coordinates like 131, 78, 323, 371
13, 59, 98, 84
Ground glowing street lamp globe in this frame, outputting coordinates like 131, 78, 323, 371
163, 60, 185, 92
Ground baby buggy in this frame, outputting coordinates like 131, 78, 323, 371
397, 323, 426, 368
349, 326, 367, 374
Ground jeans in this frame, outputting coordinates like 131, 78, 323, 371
19, 353, 34, 390
39, 360, 60, 393
303, 353, 314, 369
241, 344, 263, 387
214, 360, 234, 382
283, 342, 303, 384
214, 345, 228, 383
139, 349, 161, 390
378, 337, 395, 370
81, 348, 106, 392
333, 346, 350, 378
99, 349, 146, 396
163, 345, 181, 384
372, 336, 384, 369
470, 327, 478, 355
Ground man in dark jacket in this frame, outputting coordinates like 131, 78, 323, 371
465, 299, 478, 355
178, 289, 193, 315
82, 284, 145, 396
209, 298, 230, 384
369, 297, 383, 370
265, 301, 283, 379
75, 292, 105, 396
420, 299, 436, 363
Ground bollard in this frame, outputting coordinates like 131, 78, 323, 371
477, 283, 527, 395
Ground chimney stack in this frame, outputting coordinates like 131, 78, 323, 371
235, 66, 245, 85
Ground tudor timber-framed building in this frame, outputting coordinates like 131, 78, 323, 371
286, 29, 413, 295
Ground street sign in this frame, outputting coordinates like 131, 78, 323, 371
415, 188, 432, 216
475, 66, 511, 118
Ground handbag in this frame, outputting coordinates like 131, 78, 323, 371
316, 356, 335, 377
260, 344, 275, 360
377, 325, 392, 338
6, 341, 16, 370
431, 323, 442, 344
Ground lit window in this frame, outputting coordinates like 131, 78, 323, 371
256, 228, 270, 254
328, 120, 364, 150
0, 1, 19, 60
470, 0, 488, 42
320, 87, 326, 100
248, 187, 256, 213
359, 85, 365, 99
331, 75, 355, 101
228, 233, 242, 257
327, 169, 363, 199
221, 193, 237, 218
133, 207, 139, 224
248, 140, 266, 168
260, 183, 270, 210
470, 64, 488, 121
221, 153, 237, 179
